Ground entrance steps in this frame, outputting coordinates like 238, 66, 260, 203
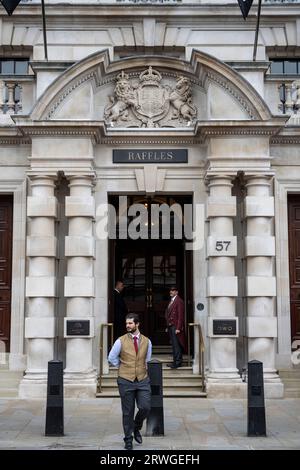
96, 354, 207, 398
279, 366, 300, 398
0, 363, 23, 398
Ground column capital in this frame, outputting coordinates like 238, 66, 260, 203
206, 175, 235, 190
67, 174, 96, 188
245, 174, 274, 186
205, 173, 236, 186
27, 175, 57, 186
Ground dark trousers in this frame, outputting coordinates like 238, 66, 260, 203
168, 325, 183, 366
117, 376, 151, 442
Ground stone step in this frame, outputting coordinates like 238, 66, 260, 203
281, 378, 300, 385
100, 381, 204, 391
107, 367, 193, 377
0, 379, 22, 388
284, 388, 300, 398
102, 377, 203, 386
0, 388, 19, 398
279, 368, 300, 379
151, 355, 190, 362
96, 390, 207, 398
0, 370, 23, 398
0, 370, 24, 380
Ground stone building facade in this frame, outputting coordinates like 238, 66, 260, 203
0, 0, 299, 399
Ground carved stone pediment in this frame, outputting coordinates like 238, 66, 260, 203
104, 66, 197, 128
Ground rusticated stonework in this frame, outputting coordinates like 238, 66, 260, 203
104, 66, 197, 128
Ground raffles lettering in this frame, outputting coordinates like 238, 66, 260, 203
113, 149, 187, 163
128, 151, 174, 161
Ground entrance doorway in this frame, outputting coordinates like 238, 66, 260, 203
288, 194, 300, 342
109, 195, 193, 346
116, 239, 184, 344
0, 195, 13, 353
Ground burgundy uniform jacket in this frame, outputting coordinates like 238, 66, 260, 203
165, 295, 186, 351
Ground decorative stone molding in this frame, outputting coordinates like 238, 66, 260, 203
0, 137, 31, 145
46, 71, 97, 120
205, 71, 258, 120
24, 49, 272, 123
271, 135, 300, 145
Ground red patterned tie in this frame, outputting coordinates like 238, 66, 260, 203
133, 336, 138, 355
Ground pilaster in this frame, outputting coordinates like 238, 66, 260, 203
63, 175, 97, 397
206, 175, 245, 398
19, 176, 58, 398
245, 176, 283, 398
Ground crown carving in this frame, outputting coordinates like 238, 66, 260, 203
139, 66, 162, 85
116, 70, 129, 81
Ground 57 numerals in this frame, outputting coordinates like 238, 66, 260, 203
215, 241, 231, 251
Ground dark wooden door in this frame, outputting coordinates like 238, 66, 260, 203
0, 196, 13, 352
116, 240, 184, 345
288, 195, 300, 341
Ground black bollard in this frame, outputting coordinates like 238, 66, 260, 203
247, 360, 266, 436
45, 360, 64, 436
146, 359, 164, 436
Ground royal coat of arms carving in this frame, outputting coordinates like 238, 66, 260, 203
104, 66, 197, 128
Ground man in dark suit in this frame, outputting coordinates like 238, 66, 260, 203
165, 286, 186, 368
114, 280, 128, 339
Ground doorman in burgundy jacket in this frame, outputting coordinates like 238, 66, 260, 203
165, 286, 186, 368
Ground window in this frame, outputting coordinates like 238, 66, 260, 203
0, 59, 29, 75
270, 59, 300, 75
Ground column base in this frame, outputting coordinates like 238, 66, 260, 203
8, 353, 27, 371
264, 382, 284, 398
19, 372, 48, 399
206, 381, 247, 398
64, 370, 97, 398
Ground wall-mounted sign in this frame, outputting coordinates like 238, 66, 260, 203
113, 149, 188, 164
66, 320, 90, 336
209, 318, 238, 337
213, 319, 237, 336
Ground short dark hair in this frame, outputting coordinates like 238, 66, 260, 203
125, 313, 140, 324
115, 279, 124, 286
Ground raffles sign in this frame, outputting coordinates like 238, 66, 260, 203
113, 149, 188, 164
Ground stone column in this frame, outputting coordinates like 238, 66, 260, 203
19, 176, 57, 398
64, 175, 97, 397
245, 176, 283, 397
206, 175, 244, 397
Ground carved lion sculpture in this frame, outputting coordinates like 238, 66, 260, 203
169, 76, 197, 121
104, 73, 137, 123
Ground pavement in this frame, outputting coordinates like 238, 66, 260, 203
0, 397, 300, 450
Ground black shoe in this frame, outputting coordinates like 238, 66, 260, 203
166, 363, 175, 368
124, 438, 133, 450
134, 428, 143, 444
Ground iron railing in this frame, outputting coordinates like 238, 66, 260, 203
187, 322, 205, 392
97, 323, 114, 393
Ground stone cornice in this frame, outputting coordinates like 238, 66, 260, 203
0, 136, 31, 145
271, 136, 300, 145
30, 61, 75, 73
9, 118, 288, 145
270, 126, 300, 145
0, 126, 31, 145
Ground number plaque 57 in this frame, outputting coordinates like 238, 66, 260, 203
215, 241, 231, 251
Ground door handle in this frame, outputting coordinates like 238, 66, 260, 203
149, 294, 152, 308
